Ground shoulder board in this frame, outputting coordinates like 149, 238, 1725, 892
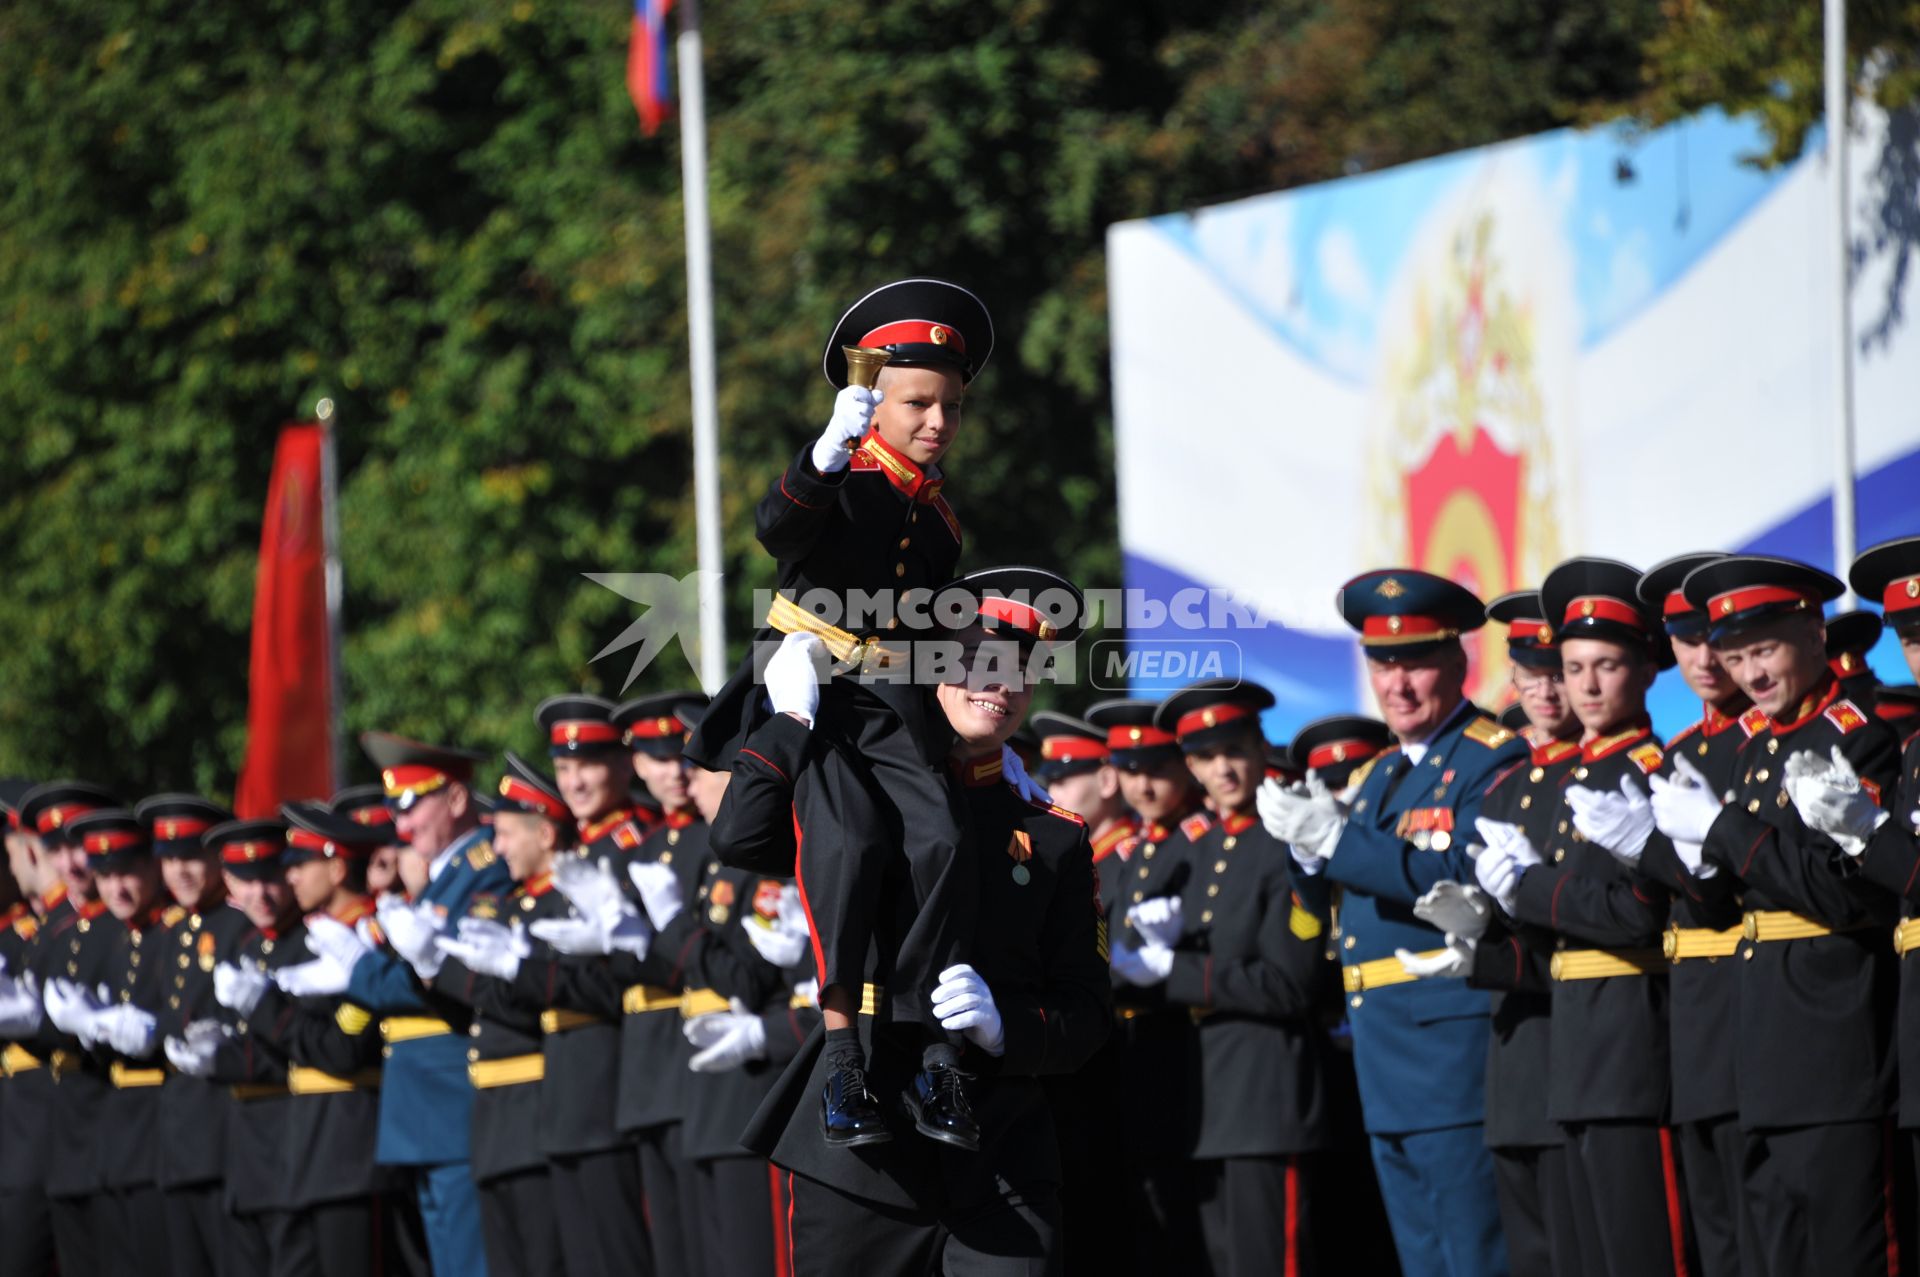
1345, 750, 1388, 791
1288, 892, 1323, 941
1463, 718, 1517, 749
1628, 742, 1665, 775
466, 894, 500, 920
930, 494, 962, 544
1738, 707, 1771, 738
1024, 794, 1086, 826
612, 821, 644, 850
11, 913, 37, 941
1180, 812, 1214, 842
161, 904, 188, 927
1825, 700, 1870, 735
466, 840, 497, 870
1666, 721, 1703, 748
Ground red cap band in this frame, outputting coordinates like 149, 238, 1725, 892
36, 802, 95, 835
1307, 739, 1383, 771
857, 319, 967, 356
1882, 576, 1920, 615
348, 807, 394, 828
381, 765, 450, 800
1175, 702, 1255, 739
221, 839, 281, 865
1040, 737, 1107, 763
625, 715, 685, 740
975, 597, 1057, 640
84, 830, 145, 856
1562, 595, 1650, 633
1106, 725, 1176, 751
1506, 619, 1552, 644
288, 827, 368, 860
1361, 615, 1455, 644
152, 817, 212, 840
1708, 585, 1815, 618
498, 776, 569, 823
1663, 590, 1694, 618
549, 721, 621, 747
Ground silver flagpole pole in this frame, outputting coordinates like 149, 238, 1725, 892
1825, 0, 1857, 602
316, 397, 347, 790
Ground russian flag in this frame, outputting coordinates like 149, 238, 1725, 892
627, 0, 675, 135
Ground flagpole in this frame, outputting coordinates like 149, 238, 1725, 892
677, 0, 727, 692
1825, 0, 1857, 601
316, 397, 347, 791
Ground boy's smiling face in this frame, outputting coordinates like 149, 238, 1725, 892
874, 364, 966, 467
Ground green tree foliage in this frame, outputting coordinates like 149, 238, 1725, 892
0, 0, 1667, 795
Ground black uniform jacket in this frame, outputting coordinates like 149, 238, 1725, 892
718, 713, 1111, 1211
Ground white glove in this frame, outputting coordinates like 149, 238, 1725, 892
1126, 896, 1185, 948
303, 915, 373, 979
435, 919, 530, 981
165, 1019, 233, 1076
603, 894, 655, 957
528, 913, 613, 956
1472, 846, 1524, 916
212, 963, 269, 1017
44, 977, 108, 1037
0, 971, 43, 1036
684, 1002, 770, 1073
1784, 747, 1890, 856
378, 897, 448, 979
1396, 937, 1475, 979
931, 963, 1005, 1057
1412, 880, 1491, 941
629, 861, 685, 930
1567, 776, 1657, 866
764, 632, 827, 724
811, 385, 883, 473
273, 954, 353, 998
96, 1004, 158, 1058
1261, 775, 1344, 874
552, 856, 626, 921
744, 918, 811, 969
1110, 939, 1175, 987
1474, 818, 1543, 870
1650, 754, 1723, 847
1001, 746, 1050, 805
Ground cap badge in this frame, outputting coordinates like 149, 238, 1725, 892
1376, 577, 1406, 599
1332, 744, 1348, 762
1128, 728, 1143, 742
1579, 600, 1595, 618
930, 325, 950, 345
1908, 579, 1919, 599
1387, 616, 1403, 634
1720, 599, 1734, 615
564, 723, 580, 744
1201, 709, 1217, 728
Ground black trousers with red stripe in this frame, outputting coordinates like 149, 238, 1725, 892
1560, 1121, 1695, 1277
1194, 1154, 1314, 1277
793, 693, 969, 1032
1741, 1121, 1896, 1277
786, 1171, 1059, 1277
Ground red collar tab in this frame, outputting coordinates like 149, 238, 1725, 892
1360, 614, 1457, 645
523, 871, 556, 898
77, 898, 109, 921
858, 318, 967, 357
1708, 584, 1816, 619
976, 596, 1058, 640
497, 776, 569, 824
1882, 575, 1920, 615
1564, 595, 1650, 633
1306, 738, 1382, 771
1769, 676, 1842, 735
1174, 702, 1254, 740
1091, 819, 1137, 862
1107, 724, 1176, 750
328, 896, 376, 927
381, 764, 450, 802
665, 807, 698, 830
957, 753, 1004, 787
1222, 811, 1257, 835
579, 808, 635, 843
1041, 737, 1108, 764
549, 720, 621, 748
1532, 739, 1579, 765
40, 883, 68, 911
855, 431, 943, 502
1580, 724, 1653, 763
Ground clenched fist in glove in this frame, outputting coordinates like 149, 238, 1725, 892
1784, 747, 1889, 856
1412, 880, 1491, 941
683, 1001, 770, 1074
1566, 776, 1656, 866
1260, 775, 1345, 875
212, 963, 269, 1018
932, 964, 1005, 1057
1126, 896, 1184, 949
812, 385, 884, 473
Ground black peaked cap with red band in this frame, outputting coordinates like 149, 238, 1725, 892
361, 732, 487, 813
1682, 555, 1843, 644
135, 793, 234, 858
330, 784, 398, 835
17, 780, 119, 847
67, 809, 151, 873
535, 693, 624, 759
612, 691, 709, 759
1875, 685, 1920, 728
1851, 536, 1920, 635
1338, 570, 1486, 661
1288, 714, 1392, 785
1029, 710, 1108, 783
495, 750, 574, 826
935, 566, 1084, 647
202, 818, 289, 881
1826, 610, 1884, 663
1083, 699, 1182, 772
1486, 590, 1559, 670
1153, 678, 1276, 753
822, 278, 994, 390
1541, 557, 1673, 669
281, 801, 384, 866
1637, 552, 1727, 642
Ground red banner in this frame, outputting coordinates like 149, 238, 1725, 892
234, 423, 334, 817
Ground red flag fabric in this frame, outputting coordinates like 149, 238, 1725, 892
627, 0, 676, 135
235, 423, 335, 817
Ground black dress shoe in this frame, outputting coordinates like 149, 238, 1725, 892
821, 1055, 892, 1147
902, 1063, 980, 1151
